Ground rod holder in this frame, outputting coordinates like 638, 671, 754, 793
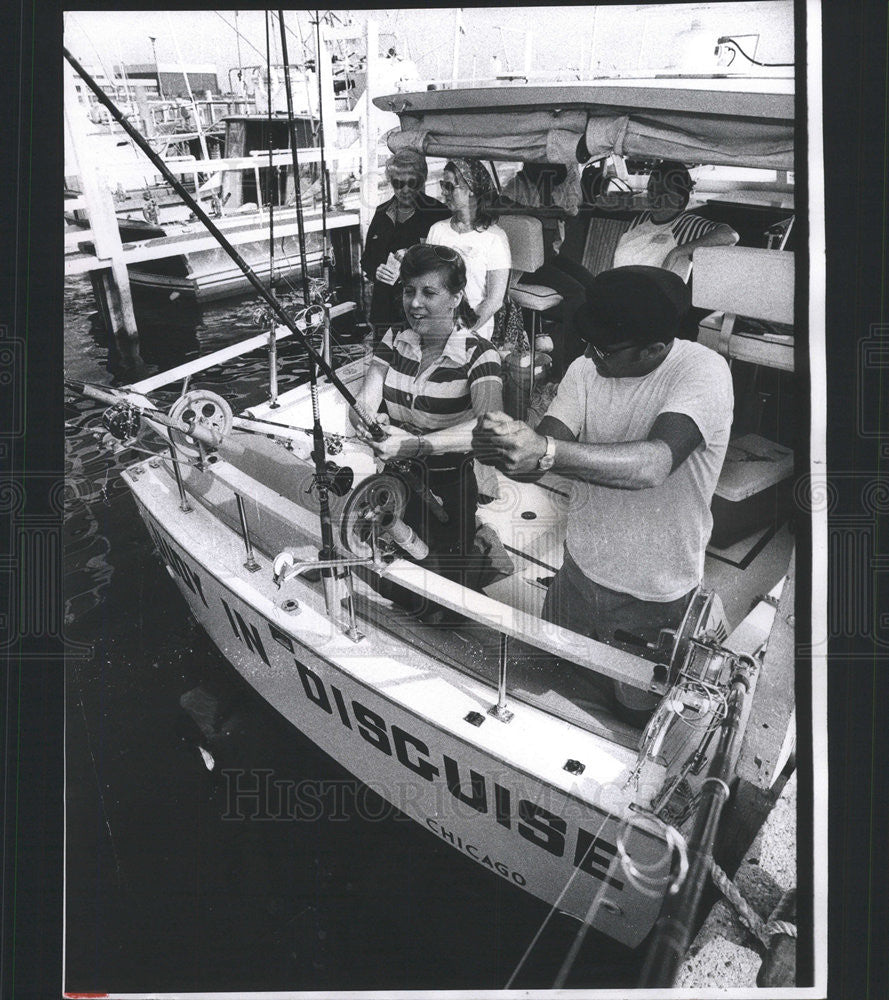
489, 633, 514, 722
169, 445, 192, 513
321, 313, 333, 370
235, 493, 260, 572
268, 326, 279, 408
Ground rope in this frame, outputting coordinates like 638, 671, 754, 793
709, 861, 797, 946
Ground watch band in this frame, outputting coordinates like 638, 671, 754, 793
537, 435, 556, 471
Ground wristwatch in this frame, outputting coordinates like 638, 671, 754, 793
536, 435, 556, 471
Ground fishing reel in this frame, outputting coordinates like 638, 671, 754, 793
272, 473, 428, 589
102, 401, 142, 443
338, 473, 428, 563
167, 390, 233, 459
644, 588, 731, 697
97, 400, 143, 453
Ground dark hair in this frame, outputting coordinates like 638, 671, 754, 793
445, 158, 499, 231
399, 244, 479, 328
648, 159, 694, 210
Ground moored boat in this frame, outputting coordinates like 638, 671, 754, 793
65, 49, 806, 986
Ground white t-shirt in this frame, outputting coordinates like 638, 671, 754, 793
544, 340, 733, 601
425, 219, 511, 340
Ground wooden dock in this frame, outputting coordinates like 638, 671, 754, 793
64, 208, 361, 276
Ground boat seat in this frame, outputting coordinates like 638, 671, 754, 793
497, 215, 563, 406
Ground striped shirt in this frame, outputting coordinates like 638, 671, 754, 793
627, 210, 720, 246
372, 324, 502, 432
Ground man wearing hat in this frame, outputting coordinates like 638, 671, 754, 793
473, 266, 733, 716
361, 149, 450, 337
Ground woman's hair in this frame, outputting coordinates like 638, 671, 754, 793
446, 158, 499, 231
399, 243, 479, 328
386, 148, 428, 181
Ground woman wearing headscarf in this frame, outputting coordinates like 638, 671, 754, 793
361, 149, 450, 338
424, 157, 511, 341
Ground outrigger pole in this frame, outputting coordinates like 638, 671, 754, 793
62, 46, 385, 442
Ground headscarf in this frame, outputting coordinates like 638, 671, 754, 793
447, 157, 496, 201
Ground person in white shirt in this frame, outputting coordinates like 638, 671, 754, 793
426, 158, 511, 342
473, 266, 733, 720
613, 160, 739, 280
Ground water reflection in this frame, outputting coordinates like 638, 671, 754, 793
63, 277, 366, 626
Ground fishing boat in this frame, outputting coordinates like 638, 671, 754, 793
65, 48, 805, 986
121, 113, 343, 302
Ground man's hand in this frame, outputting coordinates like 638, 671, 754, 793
472, 411, 547, 475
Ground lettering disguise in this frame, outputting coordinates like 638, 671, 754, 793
149, 523, 626, 893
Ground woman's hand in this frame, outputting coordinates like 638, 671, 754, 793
368, 423, 425, 461
355, 411, 390, 441
375, 253, 402, 286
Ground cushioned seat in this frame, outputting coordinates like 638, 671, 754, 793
497, 215, 563, 413
510, 282, 564, 311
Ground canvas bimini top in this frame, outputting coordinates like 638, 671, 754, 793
373, 81, 795, 169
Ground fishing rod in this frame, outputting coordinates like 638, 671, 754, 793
278, 8, 340, 617
637, 655, 758, 987
63, 46, 384, 442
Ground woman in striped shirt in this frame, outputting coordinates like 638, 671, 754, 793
351, 243, 503, 585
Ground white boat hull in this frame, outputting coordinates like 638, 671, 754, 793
126, 462, 672, 948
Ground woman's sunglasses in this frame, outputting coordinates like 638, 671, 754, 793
428, 244, 460, 262
439, 179, 459, 194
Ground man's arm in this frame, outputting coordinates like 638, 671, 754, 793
474, 411, 703, 489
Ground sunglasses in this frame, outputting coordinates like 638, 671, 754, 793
390, 177, 419, 191
439, 179, 459, 194
585, 340, 638, 363
428, 244, 460, 262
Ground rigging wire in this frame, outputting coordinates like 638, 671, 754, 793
503, 809, 616, 988
276, 12, 311, 306
213, 11, 268, 63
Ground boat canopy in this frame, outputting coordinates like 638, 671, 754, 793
374, 83, 794, 170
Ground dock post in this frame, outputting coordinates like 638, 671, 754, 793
64, 60, 145, 373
